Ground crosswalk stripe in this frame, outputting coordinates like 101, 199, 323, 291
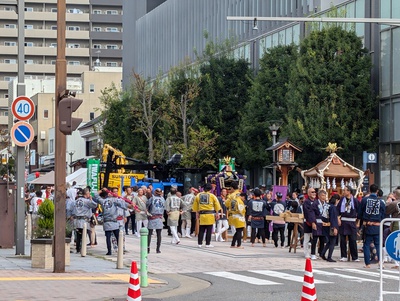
336, 268, 400, 280
311, 269, 379, 283
248, 270, 332, 284
204, 271, 282, 286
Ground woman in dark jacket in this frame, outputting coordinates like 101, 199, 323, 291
321, 194, 340, 262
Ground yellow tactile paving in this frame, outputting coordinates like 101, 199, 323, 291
0, 274, 164, 284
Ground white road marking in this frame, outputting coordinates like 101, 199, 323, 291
204, 271, 282, 286
311, 269, 379, 283
336, 268, 400, 280
249, 270, 332, 284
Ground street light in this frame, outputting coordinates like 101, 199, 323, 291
68, 150, 75, 174
268, 121, 282, 187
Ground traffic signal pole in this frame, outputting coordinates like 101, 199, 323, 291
54, 0, 67, 273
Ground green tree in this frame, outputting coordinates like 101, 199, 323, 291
175, 126, 219, 168
129, 73, 168, 164
283, 26, 378, 167
99, 84, 146, 158
167, 59, 201, 149
239, 44, 298, 169
194, 56, 252, 162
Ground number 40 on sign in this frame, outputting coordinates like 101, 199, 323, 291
11, 96, 35, 121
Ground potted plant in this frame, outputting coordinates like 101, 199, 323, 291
31, 199, 71, 269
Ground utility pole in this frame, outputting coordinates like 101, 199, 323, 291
53, 0, 67, 273
15, 0, 25, 256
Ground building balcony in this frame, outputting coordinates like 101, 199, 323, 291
91, 48, 122, 58
90, 31, 122, 41
91, 0, 122, 6
1, 28, 17, 37
0, 81, 10, 91
0, 46, 17, 55
26, 0, 88, 4
24, 11, 88, 22
90, 13, 121, 23
0, 63, 17, 73
0, 98, 9, 107
0, 11, 17, 21
0, 115, 8, 126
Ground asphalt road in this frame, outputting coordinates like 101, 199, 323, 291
160, 267, 400, 301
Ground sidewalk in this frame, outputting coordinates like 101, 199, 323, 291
0, 225, 367, 301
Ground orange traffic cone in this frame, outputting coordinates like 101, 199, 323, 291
127, 261, 141, 301
301, 258, 317, 301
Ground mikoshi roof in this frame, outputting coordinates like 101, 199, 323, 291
302, 152, 363, 178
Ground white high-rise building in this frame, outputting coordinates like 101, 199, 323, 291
0, 0, 123, 131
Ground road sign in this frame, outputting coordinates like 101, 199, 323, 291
10, 121, 34, 147
11, 96, 35, 121
367, 153, 377, 163
385, 230, 400, 262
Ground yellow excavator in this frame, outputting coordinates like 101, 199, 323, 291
100, 144, 148, 193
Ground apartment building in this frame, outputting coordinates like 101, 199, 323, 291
0, 0, 123, 131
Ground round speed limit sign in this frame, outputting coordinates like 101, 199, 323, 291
11, 96, 35, 121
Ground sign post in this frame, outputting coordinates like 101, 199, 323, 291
379, 218, 400, 301
11, 95, 35, 256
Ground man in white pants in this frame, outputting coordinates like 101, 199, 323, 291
166, 187, 185, 244
181, 188, 197, 238
215, 188, 229, 241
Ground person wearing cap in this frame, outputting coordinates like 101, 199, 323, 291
146, 188, 166, 253
225, 181, 246, 248
270, 192, 286, 248
181, 187, 197, 239
193, 183, 222, 248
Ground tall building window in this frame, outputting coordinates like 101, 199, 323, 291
106, 27, 118, 32
89, 84, 95, 93
25, 25, 33, 29
93, 27, 101, 32
93, 10, 102, 14
106, 62, 118, 67
49, 139, 54, 153
93, 44, 101, 49
106, 45, 118, 49
4, 41, 17, 46
5, 24, 16, 28
43, 110, 49, 119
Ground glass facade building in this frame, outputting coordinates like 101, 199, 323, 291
125, 0, 398, 192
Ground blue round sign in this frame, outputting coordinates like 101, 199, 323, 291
11, 121, 34, 147
385, 230, 400, 262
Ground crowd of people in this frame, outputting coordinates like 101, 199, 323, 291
24, 180, 400, 269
